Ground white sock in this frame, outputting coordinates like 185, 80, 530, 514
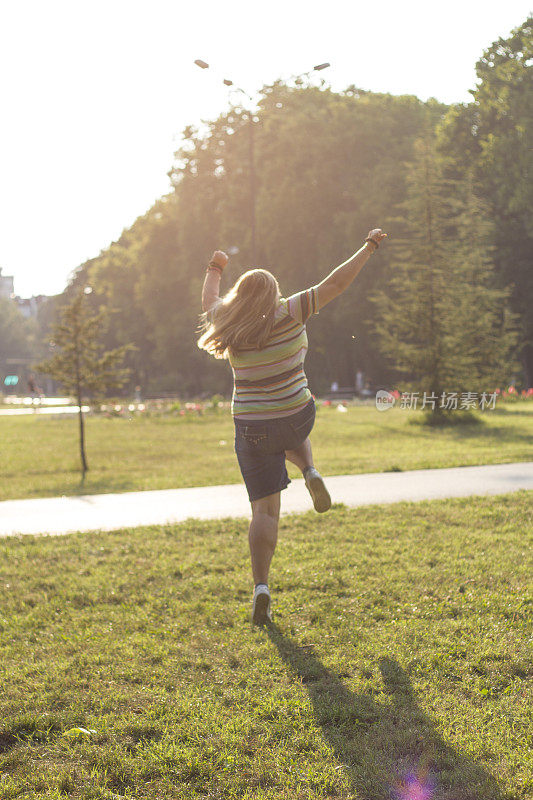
255, 583, 269, 591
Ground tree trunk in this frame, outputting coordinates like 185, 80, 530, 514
74, 344, 88, 478
77, 397, 88, 478
523, 346, 532, 390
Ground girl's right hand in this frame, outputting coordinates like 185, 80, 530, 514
210, 250, 229, 269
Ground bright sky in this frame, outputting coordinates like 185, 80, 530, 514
0, 1, 530, 298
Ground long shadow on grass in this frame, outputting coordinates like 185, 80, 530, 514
266, 625, 505, 800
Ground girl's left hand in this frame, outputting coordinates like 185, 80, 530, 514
367, 229, 387, 245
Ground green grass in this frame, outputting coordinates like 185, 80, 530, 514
0, 492, 531, 799
1, 403, 532, 501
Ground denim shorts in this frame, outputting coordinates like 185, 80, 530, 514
234, 398, 316, 502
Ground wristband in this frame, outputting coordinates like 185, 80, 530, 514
364, 237, 379, 251
207, 263, 223, 274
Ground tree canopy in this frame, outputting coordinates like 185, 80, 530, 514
33, 16, 531, 396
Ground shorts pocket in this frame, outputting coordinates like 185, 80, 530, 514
241, 426, 268, 446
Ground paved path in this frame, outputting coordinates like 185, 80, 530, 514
1, 462, 531, 539
0, 404, 90, 416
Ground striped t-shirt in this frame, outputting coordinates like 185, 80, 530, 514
211, 286, 320, 420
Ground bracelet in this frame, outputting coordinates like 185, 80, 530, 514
364, 237, 379, 250
207, 263, 223, 274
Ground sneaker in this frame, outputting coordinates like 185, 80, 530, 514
252, 584, 272, 626
304, 467, 331, 513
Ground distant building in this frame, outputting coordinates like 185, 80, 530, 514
15, 295, 48, 319
0, 267, 14, 299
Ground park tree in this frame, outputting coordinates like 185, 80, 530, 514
444, 172, 518, 390
371, 134, 517, 419
35, 289, 133, 478
166, 83, 445, 393
62, 83, 447, 396
437, 15, 533, 384
60, 55, 527, 397
371, 133, 452, 411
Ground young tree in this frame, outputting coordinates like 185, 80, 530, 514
443, 172, 518, 390
371, 133, 452, 413
372, 134, 517, 420
35, 289, 133, 478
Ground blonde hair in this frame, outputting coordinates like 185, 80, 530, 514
197, 269, 280, 359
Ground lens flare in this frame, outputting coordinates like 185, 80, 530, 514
394, 767, 434, 800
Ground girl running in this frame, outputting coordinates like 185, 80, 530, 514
198, 229, 387, 624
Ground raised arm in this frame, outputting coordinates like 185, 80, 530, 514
202, 250, 229, 313
316, 228, 387, 310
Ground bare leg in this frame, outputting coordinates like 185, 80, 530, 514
285, 436, 314, 473
287, 437, 331, 513
249, 492, 280, 585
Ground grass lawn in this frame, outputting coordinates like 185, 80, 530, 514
0, 492, 531, 799
1, 403, 532, 501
